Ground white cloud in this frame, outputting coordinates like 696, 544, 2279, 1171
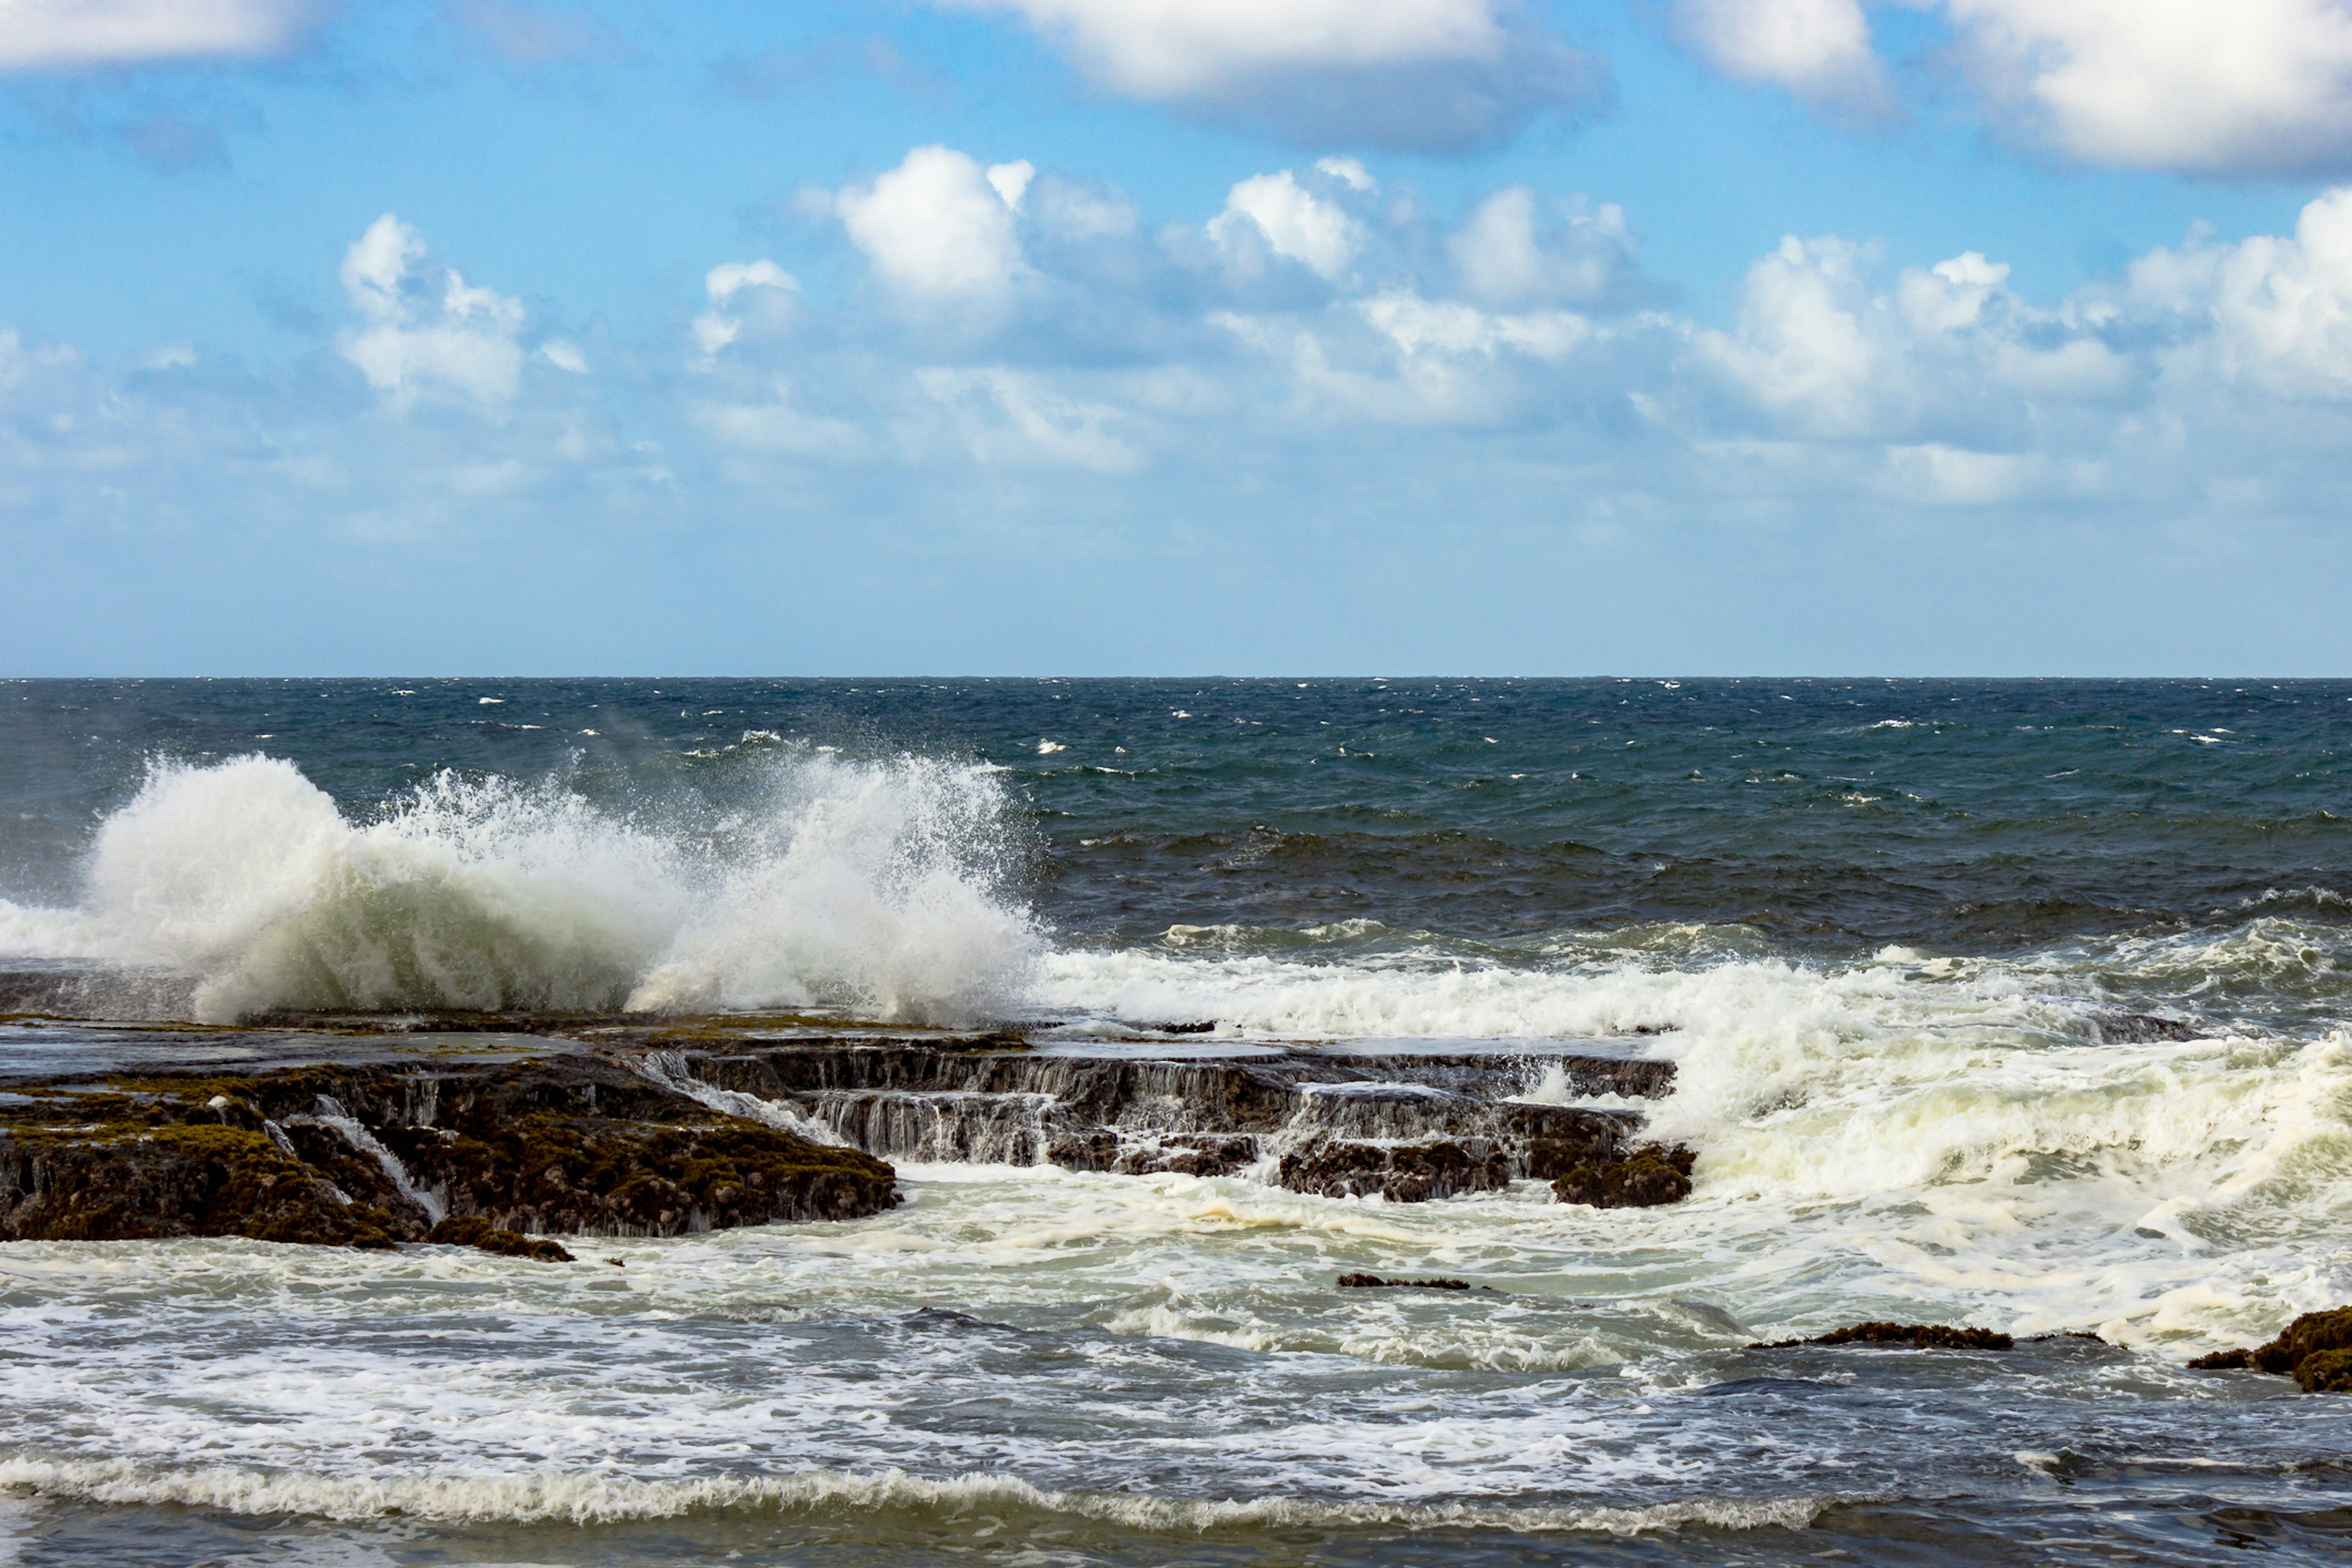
1943, 0, 2352, 175
0, 0, 315, 70
335, 213, 529, 406
986, 159, 1036, 211
693, 260, 799, 358
1668, 0, 1893, 122
1314, 157, 1377, 192
919, 366, 1142, 471
2120, 187, 2352, 398
1209, 171, 1360, 280
938, 0, 1504, 96
836, 146, 1027, 309
927, 0, 1607, 151
1449, 187, 1634, 309
1672, 0, 2352, 176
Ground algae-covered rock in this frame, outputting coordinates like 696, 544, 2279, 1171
1753, 1321, 2013, 1351
426, 1213, 574, 1263
1277, 1136, 1512, 1203
2294, 1348, 2352, 1393
0, 1121, 406, 1249
2190, 1306, 2352, 1390
1551, 1144, 1694, 1208
0, 1050, 898, 1252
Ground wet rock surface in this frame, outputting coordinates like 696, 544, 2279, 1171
0, 1046, 898, 1251
1754, 1322, 2016, 1351
654, 1035, 1678, 1204
1550, 1142, 1696, 1208
0, 1015, 1688, 1231
2191, 1306, 2352, 1392
1336, 1273, 1486, 1291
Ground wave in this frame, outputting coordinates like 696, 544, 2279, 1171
0, 1456, 1841, 1536
0, 751, 1037, 1025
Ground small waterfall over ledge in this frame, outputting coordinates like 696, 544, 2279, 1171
638, 1041, 1676, 1203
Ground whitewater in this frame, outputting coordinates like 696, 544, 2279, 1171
1, 677, 2348, 1565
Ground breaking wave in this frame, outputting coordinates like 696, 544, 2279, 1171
0, 751, 1038, 1025
0, 1457, 1840, 1536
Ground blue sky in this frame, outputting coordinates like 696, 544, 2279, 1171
4, 0, 2350, 674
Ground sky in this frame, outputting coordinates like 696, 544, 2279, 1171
4, 0, 2351, 676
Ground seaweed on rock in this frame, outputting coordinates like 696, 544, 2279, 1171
2191, 1307, 2352, 1392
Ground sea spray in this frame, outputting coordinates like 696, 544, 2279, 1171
0, 749, 1038, 1025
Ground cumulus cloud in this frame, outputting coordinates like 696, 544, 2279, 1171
1943, 0, 2352, 176
1448, 187, 1642, 309
1671, 0, 2352, 176
24, 145, 2352, 601
692, 260, 799, 360
1668, 0, 1894, 123
928, 0, 1608, 152
0, 0, 317, 70
336, 214, 532, 407
835, 146, 1031, 309
1209, 171, 1362, 280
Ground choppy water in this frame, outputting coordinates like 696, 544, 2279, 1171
1, 678, 2348, 1565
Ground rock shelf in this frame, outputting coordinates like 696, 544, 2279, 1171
0, 1014, 1687, 1251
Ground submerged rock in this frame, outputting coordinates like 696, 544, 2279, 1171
2190, 1306, 2352, 1392
1335, 1273, 1482, 1291
1551, 1143, 1695, 1208
1752, 1322, 2014, 1351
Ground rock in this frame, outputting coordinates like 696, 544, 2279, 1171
1551, 1144, 1695, 1208
1752, 1322, 2014, 1351
0, 1121, 407, 1250
1113, 1134, 1259, 1178
426, 1213, 573, 1263
0, 1052, 898, 1252
2296, 1349, 2352, 1393
2190, 1306, 2352, 1390
1336, 1273, 1479, 1291
1278, 1136, 1512, 1203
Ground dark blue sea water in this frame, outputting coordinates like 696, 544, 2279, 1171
1, 679, 2348, 1566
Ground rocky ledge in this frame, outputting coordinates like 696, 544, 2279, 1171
0, 1015, 1692, 1252
635, 1031, 1686, 1206
0, 1047, 899, 1255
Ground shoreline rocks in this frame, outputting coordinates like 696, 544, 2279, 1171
0, 1050, 898, 1253
1753, 1322, 2015, 1351
2191, 1308, 2352, 1392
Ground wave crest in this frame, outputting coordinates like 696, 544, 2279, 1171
0, 751, 1037, 1025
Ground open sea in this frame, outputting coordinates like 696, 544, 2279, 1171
1, 677, 2349, 1566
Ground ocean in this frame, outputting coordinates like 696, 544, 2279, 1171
0, 677, 2348, 1565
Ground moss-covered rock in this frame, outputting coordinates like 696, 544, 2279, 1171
0, 1050, 897, 1251
425, 1213, 574, 1263
1752, 1321, 2013, 1351
2191, 1306, 2352, 1391
1551, 1144, 1694, 1208
0, 1121, 407, 1248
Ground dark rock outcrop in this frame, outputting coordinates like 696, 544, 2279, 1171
1551, 1143, 1695, 1208
2191, 1307, 2352, 1392
426, 1213, 574, 1263
0, 1052, 897, 1252
1336, 1273, 1482, 1291
653, 1038, 1678, 1205
1752, 1322, 2014, 1351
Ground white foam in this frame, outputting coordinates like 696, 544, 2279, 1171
0, 752, 1036, 1026
0, 1457, 1839, 1535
